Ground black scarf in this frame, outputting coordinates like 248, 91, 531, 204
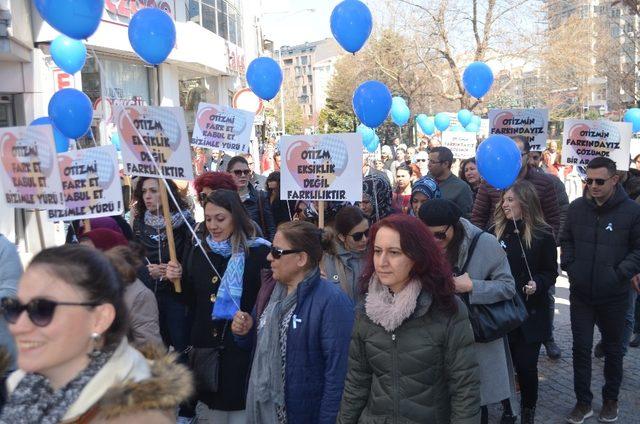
0, 349, 113, 424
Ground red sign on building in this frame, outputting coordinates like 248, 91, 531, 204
104, 0, 175, 20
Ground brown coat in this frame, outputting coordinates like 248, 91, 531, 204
471, 166, 560, 238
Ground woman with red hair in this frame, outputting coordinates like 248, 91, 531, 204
338, 214, 480, 423
194, 172, 238, 208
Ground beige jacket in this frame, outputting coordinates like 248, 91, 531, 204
6, 340, 193, 423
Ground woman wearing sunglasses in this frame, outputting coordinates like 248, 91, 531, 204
167, 189, 270, 423
227, 156, 276, 241
322, 206, 369, 303
337, 214, 480, 423
0, 245, 192, 423
418, 199, 518, 424
491, 180, 557, 424
131, 177, 195, 360
232, 221, 354, 424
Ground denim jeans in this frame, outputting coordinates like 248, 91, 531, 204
623, 287, 638, 353
570, 294, 627, 404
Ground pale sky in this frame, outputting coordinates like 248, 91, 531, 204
259, 0, 341, 48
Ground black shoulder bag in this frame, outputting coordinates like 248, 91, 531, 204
458, 232, 529, 343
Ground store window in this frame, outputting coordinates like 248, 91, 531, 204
179, 70, 220, 133
80, 56, 152, 146
188, 0, 243, 47
0, 95, 15, 127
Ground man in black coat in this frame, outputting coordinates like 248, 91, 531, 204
561, 157, 640, 423
227, 156, 276, 241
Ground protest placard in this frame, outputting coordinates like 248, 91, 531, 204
115, 106, 194, 180
191, 103, 254, 155
562, 119, 632, 170
441, 131, 477, 159
489, 109, 549, 151
47, 145, 123, 221
280, 133, 363, 202
0, 125, 64, 209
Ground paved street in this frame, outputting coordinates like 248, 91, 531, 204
489, 273, 640, 423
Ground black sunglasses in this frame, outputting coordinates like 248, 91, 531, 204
232, 169, 251, 177
198, 192, 209, 203
585, 177, 613, 186
415, 159, 427, 163
348, 228, 369, 242
432, 225, 451, 241
270, 246, 302, 259
1, 297, 100, 327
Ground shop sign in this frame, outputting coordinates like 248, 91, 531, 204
52, 69, 76, 91
104, 0, 175, 20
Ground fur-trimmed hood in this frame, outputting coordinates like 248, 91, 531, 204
4, 341, 193, 423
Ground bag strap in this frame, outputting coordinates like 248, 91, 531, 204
460, 231, 484, 275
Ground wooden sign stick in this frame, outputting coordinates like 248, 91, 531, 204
318, 201, 325, 229
159, 180, 181, 293
84, 219, 91, 232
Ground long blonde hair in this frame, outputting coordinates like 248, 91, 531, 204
493, 180, 551, 249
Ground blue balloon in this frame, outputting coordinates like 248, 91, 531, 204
463, 62, 494, 99
128, 8, 176, 66
465, 122, 480, 133
246, 57, 283, 101
434, 113, 451, 132
34, 0, 103, 40
624, 108, 640, 132
476, 135, 521, 189
30, 117, 70, 153
365, 134, 380, 153
48, 88, 93, 139
391, 97, 410, 126
50, 35, 87, 74
352, 81, 392, 128
457, 109, 473, 127
357, 123, 375, 145
111, 132, 121, 152
330, 0, 373, 54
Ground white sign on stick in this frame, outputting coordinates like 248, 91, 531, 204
561, 119, 631, 170
115, 106, 194, 180
280, 133, 363, 202
48, 145, 124, 221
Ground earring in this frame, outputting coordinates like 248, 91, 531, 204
88, 332, 102, 358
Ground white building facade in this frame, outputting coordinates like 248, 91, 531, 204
0, 0, 264, 252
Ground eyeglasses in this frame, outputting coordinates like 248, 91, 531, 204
585, 176, 613, 186
232, 169, 251, 177
198, 192, 209, 203
348, 228, 369, 242
416, 159, 427, 163
432, 225, 451, 241
1, 297, 100, 327
270, 246, 302, 259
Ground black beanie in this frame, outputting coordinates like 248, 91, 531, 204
418, 199, 462, 227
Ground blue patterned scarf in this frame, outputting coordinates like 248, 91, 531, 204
206, 235, 271, 320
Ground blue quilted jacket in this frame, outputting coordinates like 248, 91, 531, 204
284, 268, 355, 423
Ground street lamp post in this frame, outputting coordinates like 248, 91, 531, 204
279, 47, 285, 135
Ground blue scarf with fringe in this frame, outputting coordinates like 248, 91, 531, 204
206, 236, 271, 320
